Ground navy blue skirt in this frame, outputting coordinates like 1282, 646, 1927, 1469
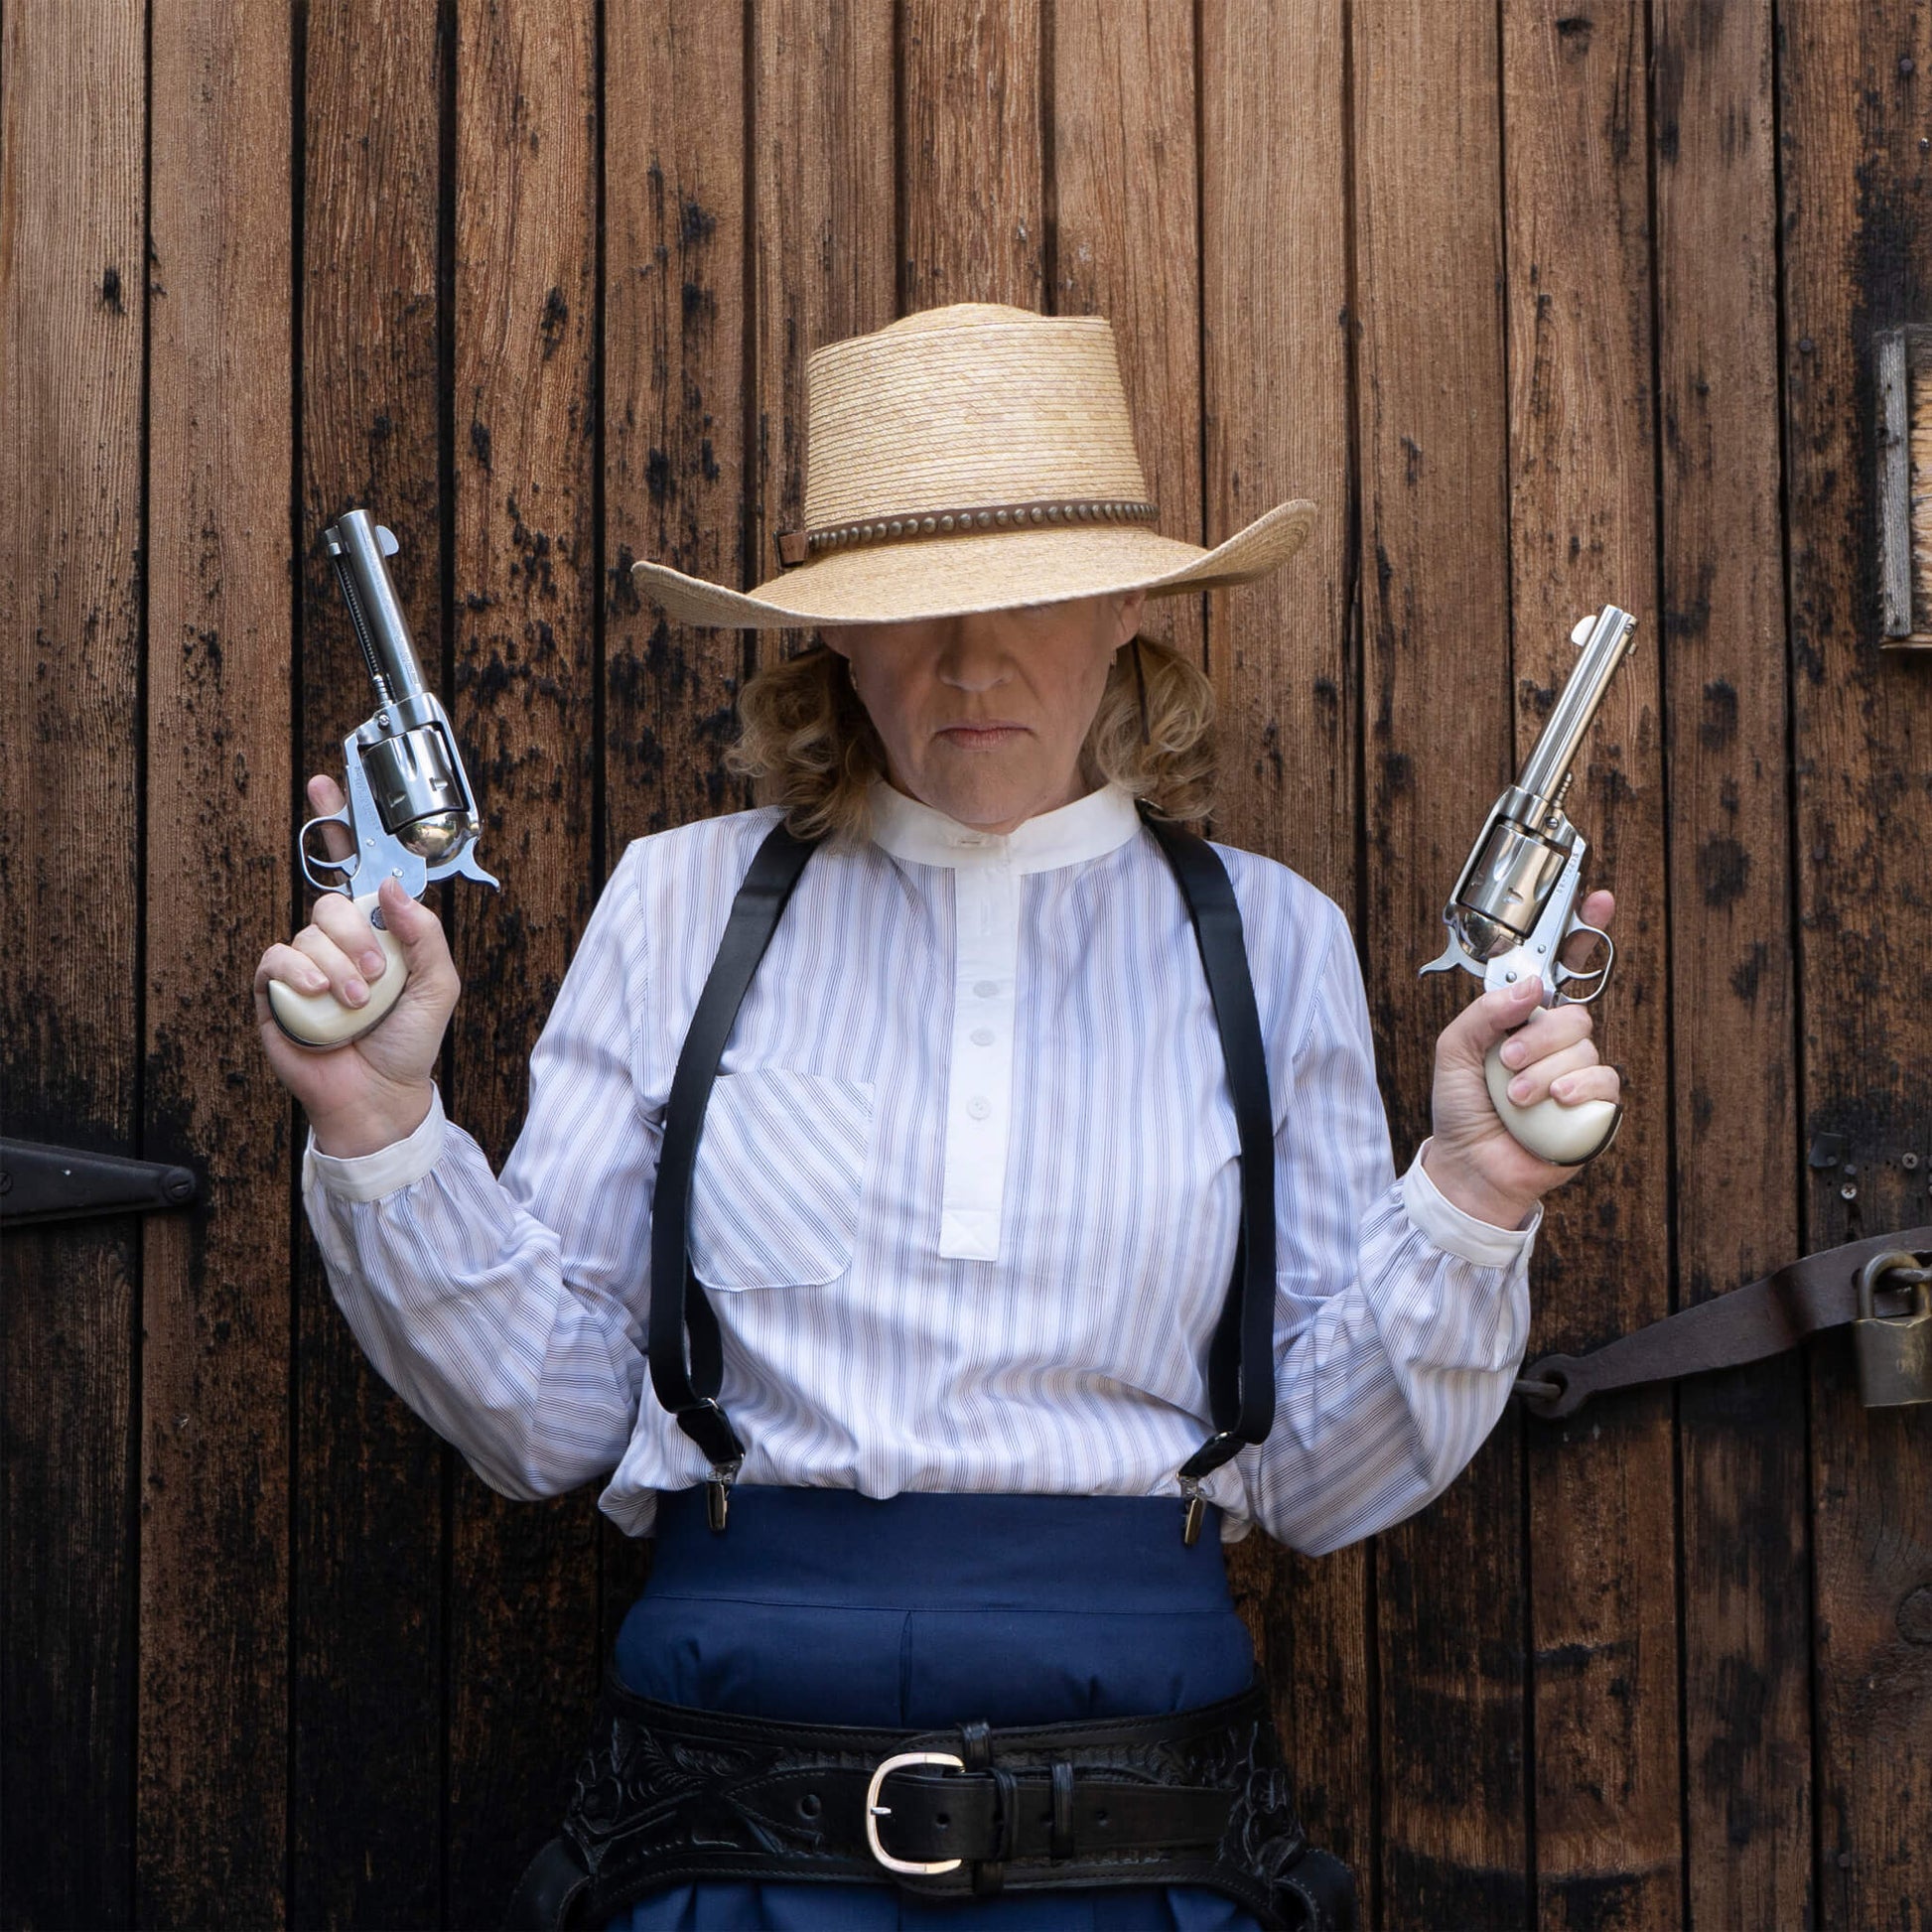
608, 1486, 1268, 1931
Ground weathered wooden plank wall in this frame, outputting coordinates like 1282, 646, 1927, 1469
0, 7, 147, 1929
295, 6, 447, 1921
1781, 5, 1932, 1923
4, 3, 1929, 1928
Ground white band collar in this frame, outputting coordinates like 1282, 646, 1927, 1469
868, 778, 1143, 874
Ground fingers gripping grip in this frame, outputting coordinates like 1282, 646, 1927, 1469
267, 893, 408, 1049
1483, 1038, 1623, 1167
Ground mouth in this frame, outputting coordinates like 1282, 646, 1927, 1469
935, 722, 1031, 748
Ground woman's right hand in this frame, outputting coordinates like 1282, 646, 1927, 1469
253, 773, 464, 1157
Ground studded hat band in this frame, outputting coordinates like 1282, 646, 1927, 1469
774, 497, 1159, 568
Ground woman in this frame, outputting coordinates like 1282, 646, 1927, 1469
256, 304, 1618, 1930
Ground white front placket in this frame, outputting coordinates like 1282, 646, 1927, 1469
869, 780, 1144, 1262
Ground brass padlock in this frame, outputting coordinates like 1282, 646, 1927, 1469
1852, 1250, 1932, 1408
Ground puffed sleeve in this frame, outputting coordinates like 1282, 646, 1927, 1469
300, 839, 658, 1500
1238, 897, 1541, 1555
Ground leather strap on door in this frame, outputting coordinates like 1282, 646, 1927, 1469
1515, 1223, 1932, 1418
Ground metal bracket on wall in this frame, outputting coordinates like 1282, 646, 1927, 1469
0, 1138, 200, 1227
1876, 324, 1932, 647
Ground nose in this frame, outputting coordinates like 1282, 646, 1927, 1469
934, 617, 1014, 693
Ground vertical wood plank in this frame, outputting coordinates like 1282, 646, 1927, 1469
1349, 3, 1526, 1922
606, 0, 753, 842
1498, 5, 1682, 1924
1200, 0, 1371, 1880
1199, 0, 1355, 884
1051, 0, 1202, 667
140, 0, 295, 1919
751, 0, 897, 663
901, 0, 1045, 313
1779, 3, 1932, 1921
292, 2, 448, 1921
445, 4, 603, 1920
1652, 0, 1810, 1920
0, 4, 146, 1922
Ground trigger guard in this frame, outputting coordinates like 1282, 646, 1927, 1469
1552, 921, 1614, 1005
299, 811, 357, 892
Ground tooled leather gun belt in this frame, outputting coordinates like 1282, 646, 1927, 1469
1514, 1225, 1932, 1419
504, 1678, 1351, 1931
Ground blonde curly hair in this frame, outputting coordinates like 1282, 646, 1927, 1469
728, 635, 1217, 841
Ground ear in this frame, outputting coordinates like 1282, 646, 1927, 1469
1111, 590, 1148, 648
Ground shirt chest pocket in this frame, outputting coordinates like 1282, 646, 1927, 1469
686, 1068, 876, 1290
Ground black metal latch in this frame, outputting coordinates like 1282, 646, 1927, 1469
0, 1138, 200, 1227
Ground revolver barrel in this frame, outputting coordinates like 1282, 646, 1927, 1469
1517, 606, 1638, 805
324, 507, 432, 704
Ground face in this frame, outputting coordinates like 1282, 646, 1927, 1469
824, 591, 1147, 834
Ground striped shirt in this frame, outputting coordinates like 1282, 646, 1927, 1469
302, 780, 1540, 1553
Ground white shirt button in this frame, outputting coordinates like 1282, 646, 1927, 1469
973, 980, 1000, 999
966, 1096, 992, 1121
970, 1027, 995, 1046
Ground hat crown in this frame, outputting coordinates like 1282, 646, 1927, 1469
802, 304, 1152, 532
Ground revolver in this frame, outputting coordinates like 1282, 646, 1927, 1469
1419, 606, 1637, 1167
266, 507, 497, 1049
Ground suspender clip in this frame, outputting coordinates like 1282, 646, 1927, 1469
705, 1457, 743, 1532
1178, 1475, 1209, 1547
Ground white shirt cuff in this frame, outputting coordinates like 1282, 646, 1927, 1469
302, 1085, 447, 1202
1401, 1136, 1542, 1267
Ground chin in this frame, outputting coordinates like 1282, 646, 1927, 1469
916, 766, 1036, 829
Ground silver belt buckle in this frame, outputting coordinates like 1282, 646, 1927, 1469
864, 1750, 966, 1876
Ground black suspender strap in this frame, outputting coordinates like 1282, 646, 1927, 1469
1139, 811, 1279, 1543
646, 807, 1278, 1543
647, 820, 821, 1528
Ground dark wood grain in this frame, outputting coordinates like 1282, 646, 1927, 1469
901, 0, 1044, 314
138, 1, 295, 1919
292, 3, 449, 1922
13, 4, 1932, 1919
0, 6, 146, 1922
1050, 0, 1203, 669
1200, 0, 1372, 1880
1652, 0, 1811, 1920
1778, 4, 1932, 1922
751, 0, 897, 671
606, 0, 754, 842
1349, 4, 1528, 1923
1499, 5, 1683, 1924
444, 4, 604, 1921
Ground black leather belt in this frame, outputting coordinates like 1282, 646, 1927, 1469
504, 1676, 1355, 1930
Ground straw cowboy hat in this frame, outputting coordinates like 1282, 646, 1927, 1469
629, 302, 1316, 627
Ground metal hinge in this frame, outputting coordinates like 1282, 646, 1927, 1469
0, 1138, 199, 1227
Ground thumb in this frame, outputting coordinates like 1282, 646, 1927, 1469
375, 877, 450, 970
1449, 973, 1544, 1060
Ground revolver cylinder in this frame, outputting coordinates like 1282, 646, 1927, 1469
1455, 786, 1573, 961
359, 723, 472, 860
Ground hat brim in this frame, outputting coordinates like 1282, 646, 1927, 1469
628, 498, 1317, 628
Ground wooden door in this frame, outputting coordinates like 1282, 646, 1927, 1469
4, 3, 1928, 1925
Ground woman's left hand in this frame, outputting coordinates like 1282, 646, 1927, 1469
1421, 889, 1621, 1229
